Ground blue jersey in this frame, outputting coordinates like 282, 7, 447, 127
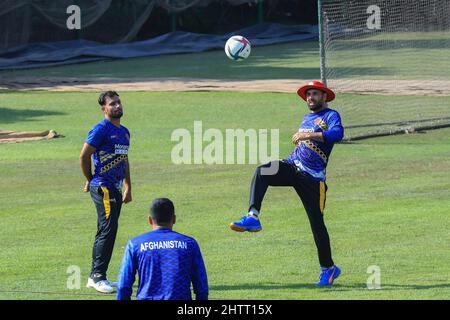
286, 108, 343, 181
117, 228, 208, 300
85, 118, 130, 189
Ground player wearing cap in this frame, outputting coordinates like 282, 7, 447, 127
229, 81, 343, 286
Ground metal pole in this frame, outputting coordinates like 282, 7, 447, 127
318, 0, 327, 85
171, 12, 177, 32
258, 0, 264, 24
169, 0, 176, 32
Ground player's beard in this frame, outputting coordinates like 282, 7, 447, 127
308, 101, 325, 112
109, 109, 123, 119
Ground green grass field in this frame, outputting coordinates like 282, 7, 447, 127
1, 90, 449, 300
2, 32, 450, 81
1, 33, 450, 299
3, 36, 449, 138
327, 32, 450, 80
0, 41, 320, 80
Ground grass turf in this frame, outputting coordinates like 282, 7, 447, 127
0, 90, 449, 300
2, 36, 448, 138
0, 41, 321, 80
2, 32, 449, 81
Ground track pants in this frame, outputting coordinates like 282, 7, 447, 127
249, 160, 334, 268
90, 185, 122, 282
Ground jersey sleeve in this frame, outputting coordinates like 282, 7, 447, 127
190, 240, 209, 300
323, 111, 344, 143
85, 124, 107, 149
116, 240, 137, 300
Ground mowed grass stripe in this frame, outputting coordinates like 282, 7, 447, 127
0, 91, 449, 299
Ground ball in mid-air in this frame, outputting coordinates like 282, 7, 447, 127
225, 35, 251, 61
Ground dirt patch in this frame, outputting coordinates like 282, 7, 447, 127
1, 76, 450, 96
0, 130, 61, 144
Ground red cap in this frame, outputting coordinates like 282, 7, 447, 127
297, 81, 335, 102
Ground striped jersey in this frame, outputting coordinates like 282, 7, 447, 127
85, 118, 130, 189
286, 108, 344, 181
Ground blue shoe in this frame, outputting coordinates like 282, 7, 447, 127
316, 265, 341, 287
229, 215, 262, 232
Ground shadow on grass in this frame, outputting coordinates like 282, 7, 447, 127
2, 283, 448, 298
333, 39, 450, 51
0, 40, 394, 87
210, 282, 450, 292
0, 107, 65, 124
0, 283, 140, 298
0, 66, 391, 90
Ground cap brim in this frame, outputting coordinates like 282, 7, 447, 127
297, 85, 335, 102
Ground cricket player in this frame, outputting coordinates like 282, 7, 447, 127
80, 91, 132, 293
229, 81, 343, 286
117, 198, 208, 300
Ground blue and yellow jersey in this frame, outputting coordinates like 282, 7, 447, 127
117, 228, 208, 300
85, 118, 130, 189
286, 108, 344, 181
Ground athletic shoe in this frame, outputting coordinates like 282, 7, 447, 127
86, 277, 95, 288
106, 280, 117, 287
86, 275, 116, 288
316, 265, 341, 287
86, 277, 115, 294
229, 215, 262, 232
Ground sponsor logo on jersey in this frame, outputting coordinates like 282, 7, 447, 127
314, 118, 328, 131
115, 144, 129, 155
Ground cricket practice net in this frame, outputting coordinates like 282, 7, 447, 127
319, 0, 450, 141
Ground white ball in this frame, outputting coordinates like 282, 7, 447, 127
224, 35, 251, 61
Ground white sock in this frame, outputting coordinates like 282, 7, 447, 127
248, 207, 259, 218
321, 265, 334, 271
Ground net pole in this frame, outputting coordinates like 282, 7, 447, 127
171, 12, 177, 32
318, 0, 327, 85
258, 0, 264, 24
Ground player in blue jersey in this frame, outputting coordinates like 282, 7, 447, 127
80, 91, 132, 294
117, 198, 208, 300
229, 81, 343, 286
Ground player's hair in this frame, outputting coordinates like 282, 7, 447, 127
98, 91, 119, 106
150, 198, 175, 226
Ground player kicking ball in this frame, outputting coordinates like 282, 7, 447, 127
229, 81, 343, 287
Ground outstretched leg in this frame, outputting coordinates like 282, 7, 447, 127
230, 160, 298, 232
248, 160, 298, 212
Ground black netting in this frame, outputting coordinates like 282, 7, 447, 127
0, 0, 318, 50
320, 0, 450, 140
